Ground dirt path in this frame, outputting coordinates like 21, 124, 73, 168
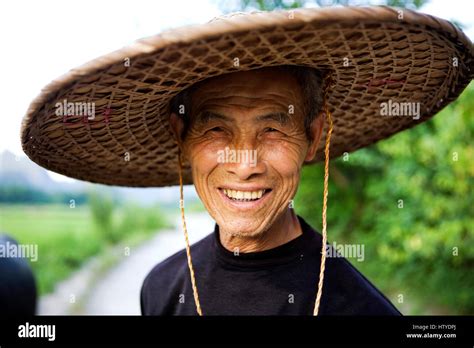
38, 212, 214, 315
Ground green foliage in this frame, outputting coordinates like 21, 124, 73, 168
236, 0, 305, 11
88, 189, 171, 244
115, 203, 170, 242
0, 186, 51, 203
0, 205, 99, 294
0, 202, 171, 295
295, 83, 474, 314
0, 186, 88, 205
88, 191, 116, 242
223, 0, 428, 12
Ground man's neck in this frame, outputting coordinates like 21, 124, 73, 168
219, 209, 303, 253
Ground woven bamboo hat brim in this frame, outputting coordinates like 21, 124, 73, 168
21, 6, 473, 187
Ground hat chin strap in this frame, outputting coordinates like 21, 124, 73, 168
178, 152, 203, 316
177, 74, 334, 316
313, 74, 334, 316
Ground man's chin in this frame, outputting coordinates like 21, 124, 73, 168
216, 216, 268, 238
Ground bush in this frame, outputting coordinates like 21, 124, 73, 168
88, 190, 171, 244
116, 204, 170, 238
88, 191, 116, 242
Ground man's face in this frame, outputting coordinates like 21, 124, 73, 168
171, 68, 323, 237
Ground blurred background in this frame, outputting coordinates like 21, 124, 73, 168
0, 0, 472, 315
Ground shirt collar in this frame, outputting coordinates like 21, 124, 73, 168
212, 215, 318, 269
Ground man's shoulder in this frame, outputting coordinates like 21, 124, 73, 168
324, 255, 402, 315
140, 232, 213, 315
298, 217, 401, 315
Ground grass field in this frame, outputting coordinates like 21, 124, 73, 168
0, 204, 169, 295
1, 204, 94, 240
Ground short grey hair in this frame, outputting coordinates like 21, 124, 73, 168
170, 65, 325, 141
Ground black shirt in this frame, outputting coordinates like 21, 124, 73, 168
141, 216, 401, 315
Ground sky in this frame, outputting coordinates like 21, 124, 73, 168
0, 0, 473, 183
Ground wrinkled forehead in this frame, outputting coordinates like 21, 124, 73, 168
190, 68, 304, 113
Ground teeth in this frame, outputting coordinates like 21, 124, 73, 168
223, 189, 266, 201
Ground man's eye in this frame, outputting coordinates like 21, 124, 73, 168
207, 127, 224, 133
264, 127, 279, 133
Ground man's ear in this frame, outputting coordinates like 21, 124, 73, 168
169, 112, 184, 147
304, 112, 325, 162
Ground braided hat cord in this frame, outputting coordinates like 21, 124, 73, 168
313, 73, 335, 316
178, 153, 203, 316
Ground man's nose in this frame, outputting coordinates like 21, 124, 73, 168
225, 157, 265, 181
222, 139, 265, 181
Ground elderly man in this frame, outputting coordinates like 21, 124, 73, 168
141, 66, 401, 315
21, 7, 472, 316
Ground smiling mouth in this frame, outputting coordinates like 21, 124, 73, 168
219, 188, 272, 202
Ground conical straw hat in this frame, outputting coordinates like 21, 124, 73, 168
21, 6, 473, 187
